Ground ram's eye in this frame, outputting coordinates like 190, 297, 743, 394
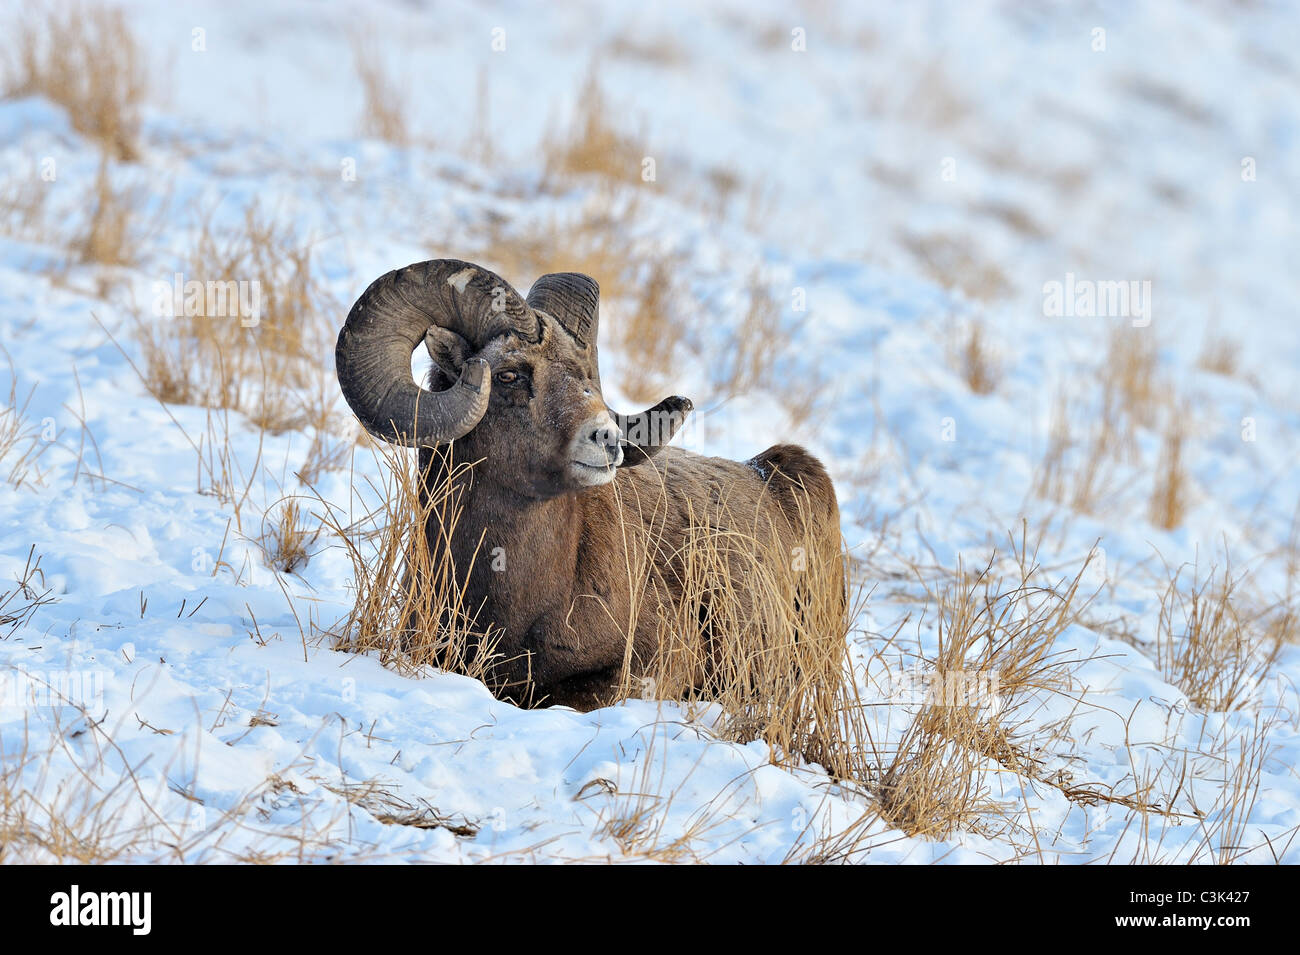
495, 370, 521, 385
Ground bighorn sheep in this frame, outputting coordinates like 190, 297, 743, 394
336, 259, 843, 710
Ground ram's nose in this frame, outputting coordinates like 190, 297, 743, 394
589, 421, 623, 463
573, 412, 624, 470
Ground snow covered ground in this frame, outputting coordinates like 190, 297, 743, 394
1, 0, 1298, 862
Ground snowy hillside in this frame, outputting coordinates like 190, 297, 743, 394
1, 0, 1298, 863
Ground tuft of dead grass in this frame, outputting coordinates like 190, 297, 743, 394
296, 424, 355, 489
1197, 331, 1242, 378
871, 532, 1095, 838
715, 273, 790, 399
1032, 390, 1120, 514
477, 210, 804, 415
133, 202, 332, 433
869, 698, 1000, 840
94, 310, 271, 537
1153, 557, 1283, 711
1149, 405, 1190, 531
351, 35, 408, 145
948, 317, 1000, 395
286, 374, 354, 488
607, 32, 687, 67
1, 149, 152, 270
474, 204, 634, 307
0, 166, 51, 242
319, 776, 478, 838
4, 2, 146, 160
1032, 324, 1165, 515
1102, 324, 1161, 442
0, 546, 55, 639
0, 357, 52, 489
901, 232, 1010, 302
581, 725, 743, 863
1187, 714, 1280, 864
260, 497, 321, 575
74, 152, 139, 266
611, 259, 682, 404
325, 442, 504, 684
542, 64, 645, 187
464, 67, 494, 167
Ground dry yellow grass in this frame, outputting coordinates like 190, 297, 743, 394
540, 65, 775, 238
134, 202, 332, 434
1149, 406, 1189, 530
871, 534, 1096, 838
810, 537, 1229, 861
296, 423, 355, 489
464, 67, 494, 166
0, 739, 145, 863
617, 482, 856, 776
901, 231, 1010, 302
1033, 324, 1166, 515
474, 205, 633, 305
542, 64, 645, 187
0, 706, 414, 863
607, 32, 687, 67
0, 357, 52, 489
1261, 511, 1300, 647
74, 152, 138, 266
0, 546, 55, 639
1184, 713, 1281, 864
0, 168, 50, 242
476, 211, 804, 417
4, 2, 146, 160
1032, 390, 1120, 514
581, 726, 740, 863
1154, 558, 1283, 711
613, 259, 683, 403
898, 61, 971, 131
869, 689, 1000, 839
351, 35, 408, 145
94, 309, 272, 537
1197, 331, 1242, 377
325, 443, 505, 684
1102, 323, 1160, 450
1, 148, 149, 268
716, 273, 790, 398
948, 318, 1000, 395
260, 497, 321, 574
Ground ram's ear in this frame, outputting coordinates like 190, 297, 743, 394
424, 325, 473, 387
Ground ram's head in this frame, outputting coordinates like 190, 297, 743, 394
335, 259, 693, 498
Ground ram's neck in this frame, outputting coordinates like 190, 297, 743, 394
418, 446, 588, 619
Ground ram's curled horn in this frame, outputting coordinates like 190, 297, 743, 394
336, 259, 536, 447
526, 272, 598, 347
526, 271, 693, 466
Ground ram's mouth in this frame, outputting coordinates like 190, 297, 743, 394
569, 456, 621, 485
571, 458, 618, 471
571, 444, 624, 471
